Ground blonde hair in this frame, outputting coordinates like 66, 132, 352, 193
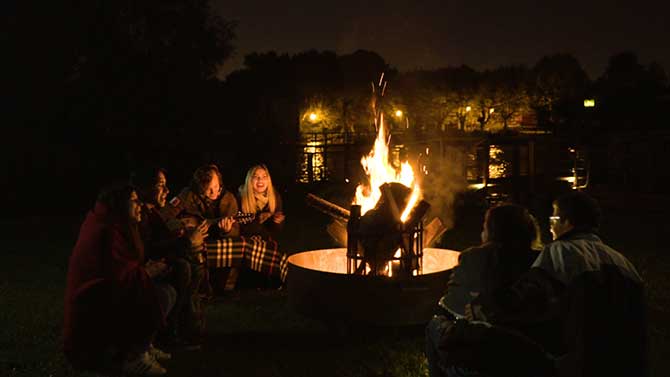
239, 164, 276, 213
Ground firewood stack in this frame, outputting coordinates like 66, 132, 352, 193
305, 191, 447, 277
347, 183, 430, 276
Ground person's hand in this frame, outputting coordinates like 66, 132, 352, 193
258, 212, 272, 224
218, 217, 235, 233
145, 258, 169, 278
272, 211, 285, 224
188, 220, 209, 246
464, 304, 474, 321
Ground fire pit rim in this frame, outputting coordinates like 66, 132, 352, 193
288, 247, 460, 276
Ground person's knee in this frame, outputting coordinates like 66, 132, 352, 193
155, 282, 178, 315
426, 316, 452, 342
173, 258, 192, 286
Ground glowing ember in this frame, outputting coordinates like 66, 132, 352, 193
354, 113, 421, 219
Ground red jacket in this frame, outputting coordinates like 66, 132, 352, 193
63, 202, 164, 369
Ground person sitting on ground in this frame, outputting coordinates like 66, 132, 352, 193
473, 191, 648, 376
438, 192, 648, 377
237, 164, 285, 241
168, 164, 239, 239
63, 184, 174, 376
132, 166, 209, 349
426, 203, 542, 377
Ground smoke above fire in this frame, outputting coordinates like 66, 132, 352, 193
419, 147, 467, 232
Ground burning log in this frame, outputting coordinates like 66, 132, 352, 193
355, 183, 412, 274
323, 214, 447, 249
347, 182, 432, 276
423, 217, 448, 247
307, 192, 447, 250
305, 193, 350, 222
306, 189, 448, 278
326, 220, 348, 246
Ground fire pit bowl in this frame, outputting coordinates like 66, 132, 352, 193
287, 247, 460, 326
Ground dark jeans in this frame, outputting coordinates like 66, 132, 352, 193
165, 258, 191, 335
425, 315, 552, 377
426, 316, 474, 377
162, 257, 207, 340
154, 281, 177, 318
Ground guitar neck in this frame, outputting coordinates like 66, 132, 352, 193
204, 213, 254, 225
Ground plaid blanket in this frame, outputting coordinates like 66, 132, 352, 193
205, 236, 288, 282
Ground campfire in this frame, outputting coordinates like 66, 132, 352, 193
288, 75, 458, 326
306, 76, 443, 277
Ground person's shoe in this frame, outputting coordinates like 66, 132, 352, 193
121, 352, 166, 376
148, 344, 172, 361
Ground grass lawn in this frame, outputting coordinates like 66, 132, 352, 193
1, 186, 669, 376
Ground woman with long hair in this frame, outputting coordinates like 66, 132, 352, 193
441, 203, 541, 316
237, 164, 285, 241
64, 184, 173, 375
426, 203, 542, 377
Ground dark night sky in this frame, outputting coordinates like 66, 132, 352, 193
214, 0, 669, 80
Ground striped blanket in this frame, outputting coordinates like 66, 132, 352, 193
205, 236, 288, 282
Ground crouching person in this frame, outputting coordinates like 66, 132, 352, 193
426, 203, 551, 377
63, 185, 174, 376
133, 166, 209, 349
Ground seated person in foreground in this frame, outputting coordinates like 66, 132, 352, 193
168, 164, 239, 239
439, 203, 541, 317
237, 164, 285, 241
464, 192, 648, 377
426, 203, 543, 377
63, 185, 174, 376
133, 166, 209, 349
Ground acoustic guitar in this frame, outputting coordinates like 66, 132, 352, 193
178, 211, 256, 230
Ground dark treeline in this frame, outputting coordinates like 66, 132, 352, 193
5, 2, 669, 216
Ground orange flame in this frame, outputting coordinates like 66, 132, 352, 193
354, 113, 421, 220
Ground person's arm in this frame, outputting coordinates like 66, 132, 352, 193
143, 209, 190, 261
106, 226, 154, 288
439, 248, 475, 317
265, 192, 284, 237
468, 266, 565, 325
216, 191, 240, 237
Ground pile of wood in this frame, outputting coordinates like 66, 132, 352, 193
306, 186, 448, 276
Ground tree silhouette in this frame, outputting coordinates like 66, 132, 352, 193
595, 51, 668, 130
530, 53, 589, 132
490, 66, 531, 130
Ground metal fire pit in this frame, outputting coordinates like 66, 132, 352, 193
287, 247, 459, 326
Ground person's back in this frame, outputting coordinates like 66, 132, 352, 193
441, 204, 540, 316
442, 242, 538, 317
469, 192, 648, 377
427, 204, 542, 377
533, 232, 647, 376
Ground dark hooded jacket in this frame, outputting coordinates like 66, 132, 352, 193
63, 202, 164, 369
